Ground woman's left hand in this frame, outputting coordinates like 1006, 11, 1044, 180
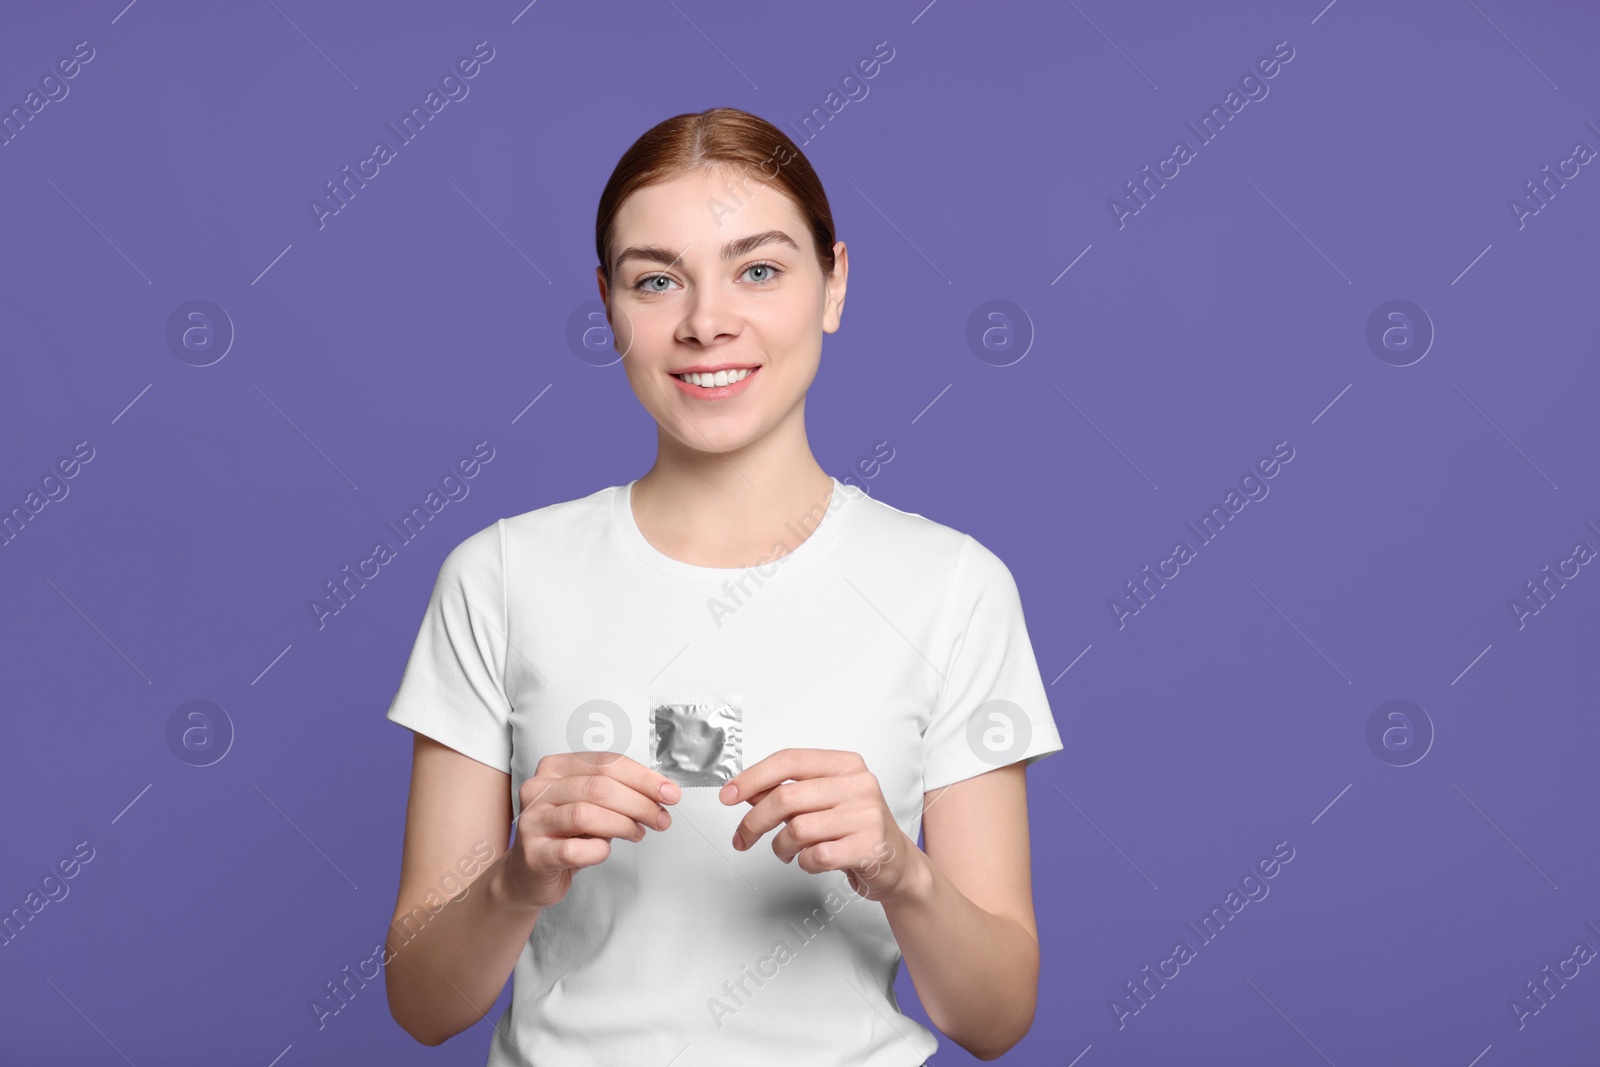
720, 748, 926, 903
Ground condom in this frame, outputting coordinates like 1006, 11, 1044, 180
648, 698, 743, 787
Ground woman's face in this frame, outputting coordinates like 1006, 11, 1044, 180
598, 167, 847, 457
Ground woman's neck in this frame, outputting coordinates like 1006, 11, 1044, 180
629, 445, 835, 570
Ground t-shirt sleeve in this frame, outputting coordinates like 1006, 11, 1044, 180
385, 520, 514, 773
921, 534, 1064, 793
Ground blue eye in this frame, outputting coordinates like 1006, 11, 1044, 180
631, 262, 785, 292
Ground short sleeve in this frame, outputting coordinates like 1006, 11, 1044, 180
921, 534, 1064, 793
385, 520, 513, 772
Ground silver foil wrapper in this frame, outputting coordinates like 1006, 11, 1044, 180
649, 697, 743, 787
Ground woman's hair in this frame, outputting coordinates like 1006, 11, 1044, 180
595, 107, 836, 285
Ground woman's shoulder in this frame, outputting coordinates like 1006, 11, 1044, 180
847, 488, 1033, 628
499, 482, 618, 538
844, 484, 1012, 581
437, 483, 619, 575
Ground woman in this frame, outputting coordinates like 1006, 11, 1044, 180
382, 106, 1063, 1065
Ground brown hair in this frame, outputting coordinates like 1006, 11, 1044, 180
595, 107, 836, 285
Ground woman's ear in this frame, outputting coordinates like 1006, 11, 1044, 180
822, 241, 848, 334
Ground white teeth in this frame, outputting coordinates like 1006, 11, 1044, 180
674, 368, 751, 388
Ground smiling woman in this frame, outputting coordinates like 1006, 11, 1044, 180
381, 107, 1063, 1065
591, 111, 843, 473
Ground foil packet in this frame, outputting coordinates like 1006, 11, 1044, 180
649, 697, 743, 787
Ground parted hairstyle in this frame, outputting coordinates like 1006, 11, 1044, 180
594, 107, 837, 285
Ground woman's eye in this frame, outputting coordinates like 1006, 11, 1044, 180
632, 263, 784, 292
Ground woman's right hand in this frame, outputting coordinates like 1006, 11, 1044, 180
497, 751, 681, 910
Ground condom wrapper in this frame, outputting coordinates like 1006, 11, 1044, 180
649, 697, 743, 787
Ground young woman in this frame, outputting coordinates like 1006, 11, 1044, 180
382, 106, 1063, 1065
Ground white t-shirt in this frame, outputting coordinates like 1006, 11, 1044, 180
385, 476, 1064, 1066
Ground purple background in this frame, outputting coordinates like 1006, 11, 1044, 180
3, 1, 1599, 1064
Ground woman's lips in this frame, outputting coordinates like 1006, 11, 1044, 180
669, 366, 759, 400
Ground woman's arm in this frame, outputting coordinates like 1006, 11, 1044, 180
881, 762, 1043, 1061
385, 734, 538, 1046
385, 737, 680, 1045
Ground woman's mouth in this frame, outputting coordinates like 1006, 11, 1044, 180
669, 366, 759, 399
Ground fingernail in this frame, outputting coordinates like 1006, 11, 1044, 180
721, 782, 738, 802
656, 808, 670, 830
730, 832, 742, 850
660, 781, 681, 802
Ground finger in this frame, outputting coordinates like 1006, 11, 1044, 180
558, 750, 683, 805
741, 783, 780, 807
554, 799, 650, 842
767, 808, 851, 864
793, 837, 868, 876
720, 748, 859, 806
731, 778, 836, 851
519, 795, 648, 845
522, 772, 673, 831
796, 834, 895, 877
576, 772, 675, 831
530, 833, 612, 873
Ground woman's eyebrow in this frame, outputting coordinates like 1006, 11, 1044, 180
615, 230, 800, 271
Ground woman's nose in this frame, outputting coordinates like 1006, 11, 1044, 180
682, 285, 736, 343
